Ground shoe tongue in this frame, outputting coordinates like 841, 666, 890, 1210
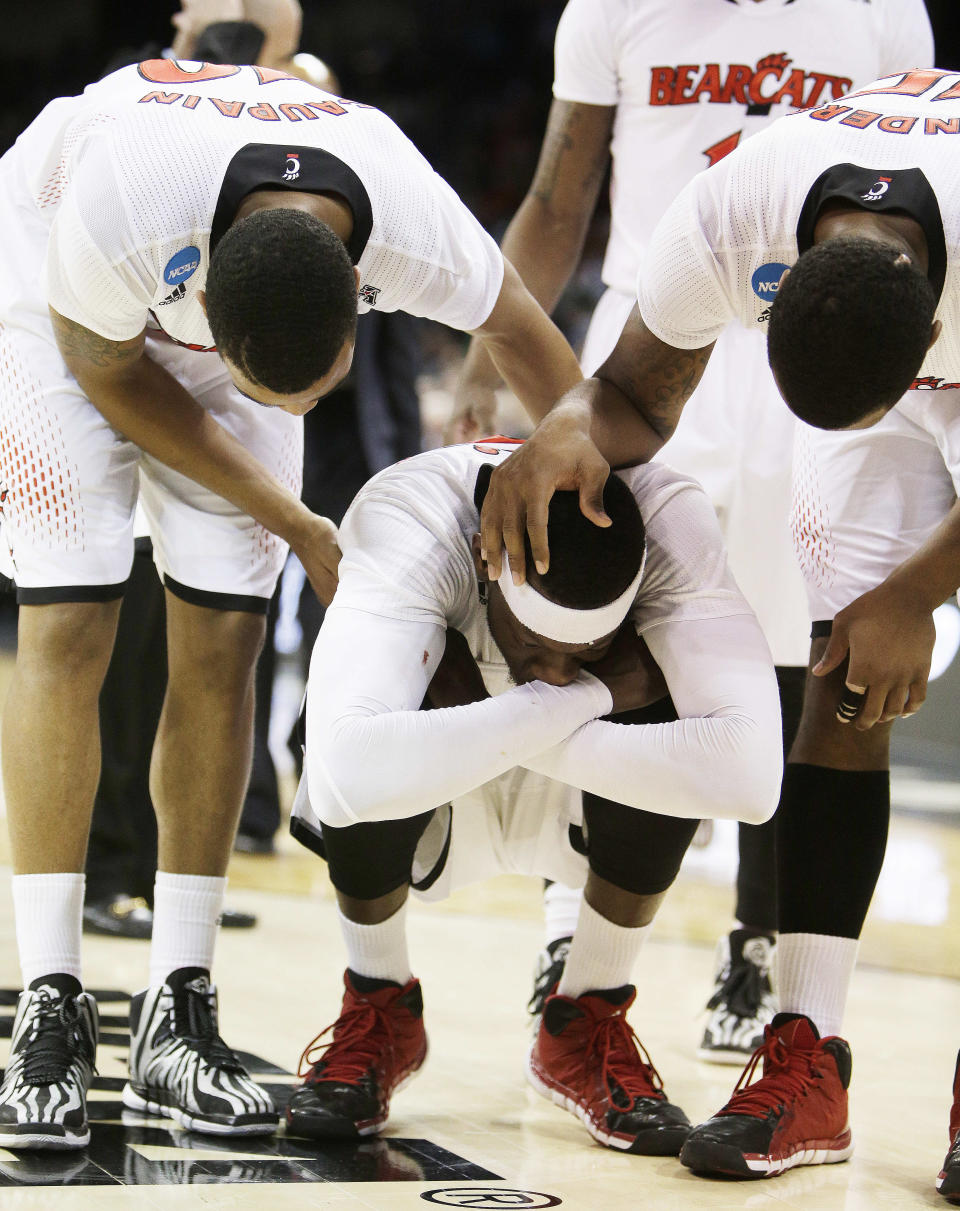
164, 966, 210, 995
588, 984, 636, 1009
771, 1012, 820, 1047
346, 969, 403, 996
28, 973, 82, 999
729, 928, 774, 964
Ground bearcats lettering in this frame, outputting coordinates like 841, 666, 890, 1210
649, 55, 851, 109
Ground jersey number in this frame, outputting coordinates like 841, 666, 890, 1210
137, 61, 300, 86
848, 69, 960, 104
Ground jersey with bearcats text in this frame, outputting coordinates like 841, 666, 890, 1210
639, 68, 960, 390
553, 0, 932, 295
0, 61, 503, 348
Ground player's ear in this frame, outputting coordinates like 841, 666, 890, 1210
470, 533, 489, 582
197, 289, 207, 315
929, 318, 943, 351
354, 266, 361, 289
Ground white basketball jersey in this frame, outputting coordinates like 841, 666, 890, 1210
0, 61, 503, 348
639, 69, 960, 389
553, 0, 933, 295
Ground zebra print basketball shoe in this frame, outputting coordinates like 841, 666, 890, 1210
0, 974, 98, 1149
123, 967, 277, 1136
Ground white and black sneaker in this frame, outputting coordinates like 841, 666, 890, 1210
0, 974, 98, 1150
123, 966, 277, 1135
697, 929, 777, 1064
528, 936, 573, 1021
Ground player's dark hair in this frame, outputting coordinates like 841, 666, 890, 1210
526, 476, 645, 609
206, 209, 357, 394
767, 236, 936, 430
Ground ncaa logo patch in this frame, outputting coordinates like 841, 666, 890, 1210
163, 246, 201, 287
751, 262, 790, 300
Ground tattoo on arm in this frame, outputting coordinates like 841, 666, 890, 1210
49, 309, 144, 371
606, 341, 714, 442
531, 101, 612, 206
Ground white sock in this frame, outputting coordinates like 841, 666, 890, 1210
338, 903, 412, 985
12, 872, 85, 988
776, 931, 859, 1038
557, 898, 652, 1000
543, 881, 582, 947
149, 871, 226, 989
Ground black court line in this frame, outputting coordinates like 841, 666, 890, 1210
0, 988, 503, 1188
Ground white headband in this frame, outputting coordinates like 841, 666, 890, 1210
497, 547, 646, 644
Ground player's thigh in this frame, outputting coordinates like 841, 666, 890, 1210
791, 405, 956, 625
0, 326, 139, 596
139, 370, 304, 605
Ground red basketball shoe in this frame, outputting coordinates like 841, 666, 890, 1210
527, 985, 690, 1155
936, 1050, 960, 1202
680, 1013, 853, 1178
286, 970, 427, 1139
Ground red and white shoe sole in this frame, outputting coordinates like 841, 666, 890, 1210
682, 1129, 854, 1179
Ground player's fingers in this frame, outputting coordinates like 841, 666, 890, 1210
835, 680, 867, 724
901, 679, 927, 718
502, 520, 528, 584
854, 684, 885, 730
526, 497, 551, 576
578, 464, 612, 529
812, 627, 849, 677
879, 684, 910, 724
480, 505, 506, 581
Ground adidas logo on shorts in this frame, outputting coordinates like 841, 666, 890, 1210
158, 283, 187, 306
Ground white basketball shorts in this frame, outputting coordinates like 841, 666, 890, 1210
0, 324, 303, 609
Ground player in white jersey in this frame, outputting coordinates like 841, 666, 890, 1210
451, 0, 934, 1065
0, 62, 585, 1148
479, 69, 960, 1189
284, 439, 782, 1152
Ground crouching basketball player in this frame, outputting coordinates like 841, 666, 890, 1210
286, 439, 783, 1155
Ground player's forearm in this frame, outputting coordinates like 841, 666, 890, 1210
72, 349, 312, 545
524, 614, 783, 821
306, 606, 613, 826
522, 708, 781, 824
881, 496, 960, 610
311, 675, 611, 826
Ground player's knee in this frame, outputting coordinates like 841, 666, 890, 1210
15, 599, 119, 685
168, 608, 266, 697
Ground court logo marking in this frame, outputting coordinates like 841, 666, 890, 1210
421, 1190, 562, 1208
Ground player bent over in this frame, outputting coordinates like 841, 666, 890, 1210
0, 56, 585, 1146
286, 440, 783, 1154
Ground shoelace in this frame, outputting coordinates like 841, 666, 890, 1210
706, 956, 769, 1020
719, 1032, 820, 1118
21, 993, 89, 1085
174, 981, 244, 1072
298, 999, 398, 1085
589, 1009, 664, 1107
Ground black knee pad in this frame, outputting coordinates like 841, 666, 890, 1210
319, 812, 435, 900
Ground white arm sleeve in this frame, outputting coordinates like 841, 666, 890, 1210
521, 612, 783, 824
304, 605, 613, 827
